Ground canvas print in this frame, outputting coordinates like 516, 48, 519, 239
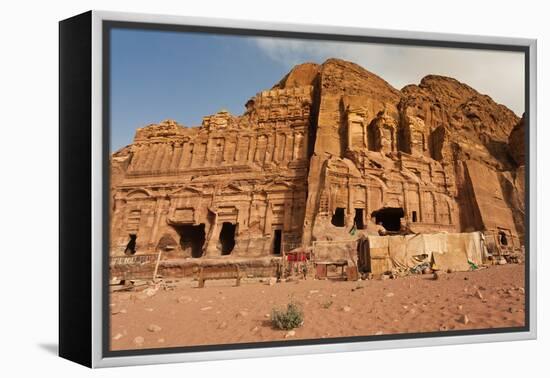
108, 26, 527, 352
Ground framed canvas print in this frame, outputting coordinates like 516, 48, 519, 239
59, 10, 537, 368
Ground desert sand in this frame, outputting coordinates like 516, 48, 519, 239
110, 264, 525, 351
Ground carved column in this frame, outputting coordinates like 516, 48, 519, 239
418, 186, 423, 222
151, 144, 166, 172
283, 199, 293, 232
127, 146, 141, 173
264, 202, 273, 236
279, 133, 287, 161
205, 210, 220, 256
148, 196, 164, 252
347, 120, 353, 150
248, 136, 257, 162
159, 144, 172, 173
362, 122, 367, 149
301, 131, 308, 159
144, 144, 158, 172
265, 134, 273, 163
204, 136, 213, 166
273, 133, 280, 163
292, 132, 301, 160
170, 142, 182, 172
180, 141, 191, 168
284, 133, 294, 161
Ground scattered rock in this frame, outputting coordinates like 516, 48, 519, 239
375, 331, 384, 335
439, 325, 448, 331
285, 330, 296, 338
385, 292, 395, 298
143, 288, 158, 297
177, 295, 192, 303
251, 326, 259, 333
433, 272, 439, 280
237, 310, 249, 317
148, 324, 162, 332
267, 277, 277, 286
474, 290, 484, 300
309, 290, 319, 294
157, 338, 165, 343
381, 274, 390, 280
201, 306, 213, 311
457, 305, 463, 311
464, 277, 469, 281
112, 333, 123, 340
133, 336, 144, 346
342, 306, 352, 312
458, 314, 470, 325
264, 314, 271, 318
144, 308, 154, 312
218, 321, 228, 330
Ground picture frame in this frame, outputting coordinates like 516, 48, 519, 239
59, 10, 537, 368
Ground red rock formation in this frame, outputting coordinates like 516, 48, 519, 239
110, 58, 525, 260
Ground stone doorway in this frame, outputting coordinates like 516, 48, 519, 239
331, 207, 346, 227
499, 231, 508, 246
124, 234, 137, 255
174, 224, 206, 258
354, 208, 365, 229
219, 222, 236, 255
272, 229, 282, 255
372, 207, 404, 231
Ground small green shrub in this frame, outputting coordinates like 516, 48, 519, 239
271, 302, 304, 330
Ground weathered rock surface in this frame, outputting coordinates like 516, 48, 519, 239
110, 58, 525, 263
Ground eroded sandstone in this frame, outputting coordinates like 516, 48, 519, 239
110, 58, 525, 262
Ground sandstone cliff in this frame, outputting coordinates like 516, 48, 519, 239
110, 58, 525, 260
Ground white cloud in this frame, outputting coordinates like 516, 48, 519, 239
253, 37, 525, 116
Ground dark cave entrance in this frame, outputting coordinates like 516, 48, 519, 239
331, 207, 346, 227
219, 222, 236, 255
124, 234, 137, 255
372, 207, 404, 231
354, 208, 365, 229
175, 224, 206, 258
499, 231, 508, 246
272, 229, 282, 255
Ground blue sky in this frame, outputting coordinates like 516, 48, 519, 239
110, 28, 524, 152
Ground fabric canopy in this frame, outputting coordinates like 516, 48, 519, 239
362, 232, 488, 274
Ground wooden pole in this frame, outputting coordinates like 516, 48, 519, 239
152, 249, 163, 282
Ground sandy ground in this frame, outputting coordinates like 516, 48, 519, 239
110, 264, 525, 351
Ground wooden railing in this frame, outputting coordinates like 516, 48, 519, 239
110, 254, 158, 267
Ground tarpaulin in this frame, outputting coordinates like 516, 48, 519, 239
362, 232, 487, 274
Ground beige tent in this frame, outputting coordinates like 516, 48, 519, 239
359, 232, 488, 275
